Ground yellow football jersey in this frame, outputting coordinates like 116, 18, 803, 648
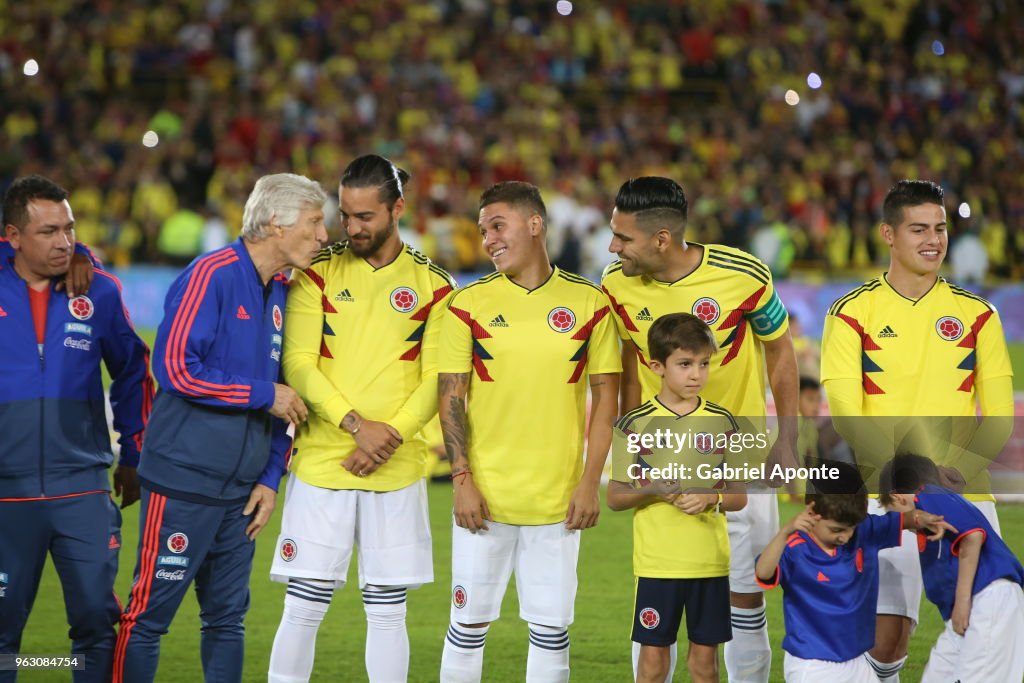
821, 275, 1014, 500
437, 268, 621, 525
613, 398, 734, 578
283, 242, 456, 492
821, 275, 1012, 414
601, 244, 789, 416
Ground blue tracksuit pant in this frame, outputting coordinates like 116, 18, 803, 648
0, 492, 122, 683
113, 488, 254, 683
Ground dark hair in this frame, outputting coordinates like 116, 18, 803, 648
3, 175, 69, 230
805, 493, 868, 527
479, 181, 547, 224
648, 313, 717, 363
614, 177, 688, 238
878, 452, 940, 506
882, 180, 944, 227
340, 154, 410, 209
799, 376, 821, 393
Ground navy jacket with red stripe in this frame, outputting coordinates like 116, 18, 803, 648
139, 239, 290, 503
0, 253, 154, 499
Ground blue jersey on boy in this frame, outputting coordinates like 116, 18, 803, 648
757, 512, 903, 661
913, 484, 1024, 621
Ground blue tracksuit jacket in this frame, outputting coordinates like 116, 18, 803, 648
138, 239, 290, 503
0, 253, 153, 499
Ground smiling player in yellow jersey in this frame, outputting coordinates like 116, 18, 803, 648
601, 177, 799, 683
268, 156, 455, 683
821, 180, 1014, 682
437, 181, 620, 683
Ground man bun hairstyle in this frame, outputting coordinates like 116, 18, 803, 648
340, 154, 410, 209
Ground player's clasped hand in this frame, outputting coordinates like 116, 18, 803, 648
352, 419, 403, 462
341, 449, 381, 477
270, 383, 308, 425
674, 491, 717, 515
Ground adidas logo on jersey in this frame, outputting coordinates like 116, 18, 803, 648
635, 307, 654, 321
877, 325, 897, 338
488, 314, 509, 328
236, 305, 251, 320
334, 289, 355, 302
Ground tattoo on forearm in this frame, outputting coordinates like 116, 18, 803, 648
439, 373, 470, 467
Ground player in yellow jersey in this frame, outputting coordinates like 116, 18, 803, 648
821, 179, 1014, 682
437, 182, 621, 683
608, 313, 747, 683
602, 177, 798, 683
268, 155, 456, 683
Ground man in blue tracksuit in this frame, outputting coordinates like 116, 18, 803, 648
0, 175, 154, 682
114, 173, 328, 683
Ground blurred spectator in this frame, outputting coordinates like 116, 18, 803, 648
0, 0, 1020, 279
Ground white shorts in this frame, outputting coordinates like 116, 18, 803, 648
269, 476, 433, 589
921, 579, 1024, 683
970, 500, 1000, 535
450, 521, 580, 628
783, 652, 877, 682
869, 498, 922, 622
727, 487, 779, 593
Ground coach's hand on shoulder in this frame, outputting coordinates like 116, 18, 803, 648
113, 465, 140, 508
454, 475, 490, 532
270, 384, 308, 425
57, 251, 93, 298
565, 480, 600, 530
352, 419, 403, 461
341, 449, 382, 478
243, 484, 277, 540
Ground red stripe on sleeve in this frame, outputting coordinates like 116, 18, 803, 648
165, 250, 252, 402
950, 528, 986, 557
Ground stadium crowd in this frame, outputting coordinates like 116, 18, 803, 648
1, 0, 1022, 279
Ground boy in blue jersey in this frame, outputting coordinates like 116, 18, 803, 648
755, 489, 951, 682
113, 174, 327, 683
879, 453, 1024, 682
0, 175, 154, 683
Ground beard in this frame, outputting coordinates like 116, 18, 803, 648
349, 215, 395, 257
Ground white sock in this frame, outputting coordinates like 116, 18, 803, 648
268, 579, 334, 683
526, 624, 570, 683
865, 653, 906, 681
631, 641, 677, 682
724, 606, 771, 683
441, 623, 488, 683
363, 585, 409, 683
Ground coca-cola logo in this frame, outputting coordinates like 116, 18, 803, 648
155, 568, 186, 581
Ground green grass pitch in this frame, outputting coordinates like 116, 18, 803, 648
18, 485, 1024, 682
19, 340, 1024, 680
